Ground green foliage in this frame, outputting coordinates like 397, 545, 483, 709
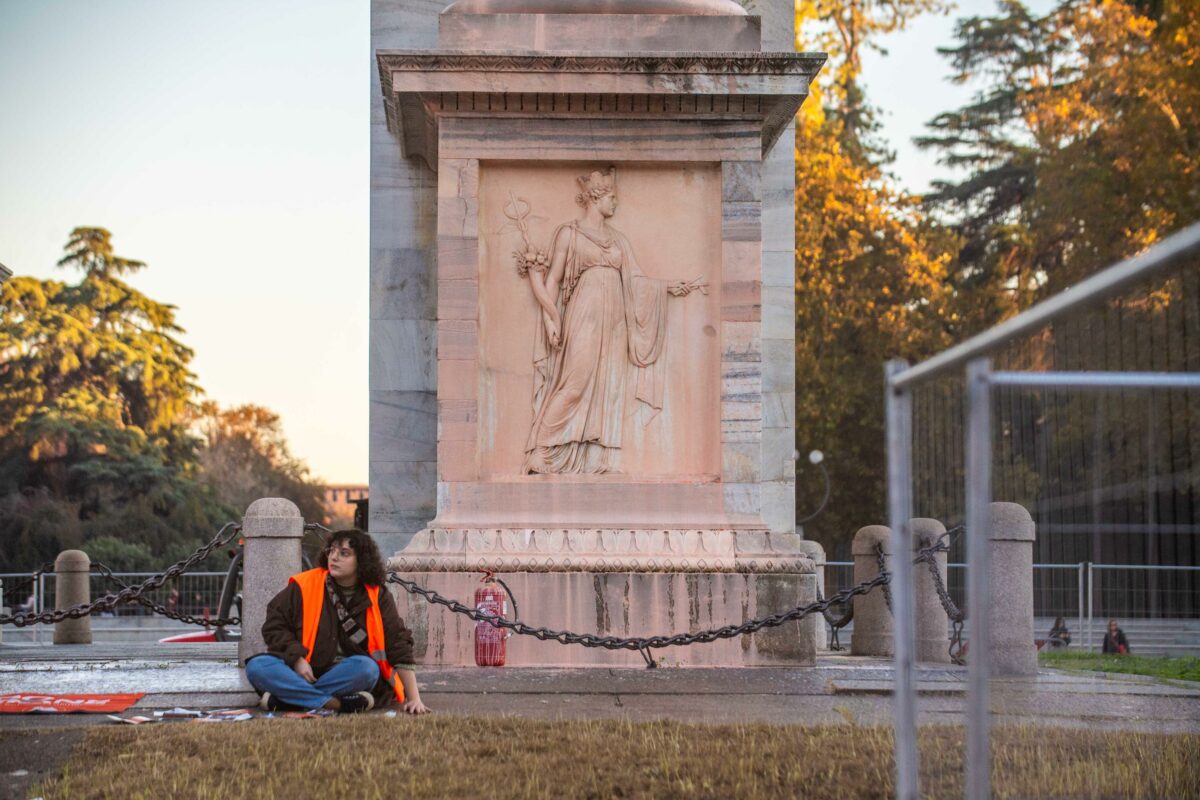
0, 229, 268, 572
919, 0, 1200, 309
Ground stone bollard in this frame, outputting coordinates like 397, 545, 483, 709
238, 498, 303, 666
988, 502, 1037, 676
851, 525, 892, 656
911, 518, 951, 663
53, 550, 92, 644
795, 539, 828, 653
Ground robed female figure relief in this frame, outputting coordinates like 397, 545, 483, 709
502, 167, 705, 475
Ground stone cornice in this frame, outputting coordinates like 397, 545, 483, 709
377, 49, 823, 169
378, 50, 826, 76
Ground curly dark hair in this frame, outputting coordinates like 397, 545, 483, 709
317, 529, 387, 587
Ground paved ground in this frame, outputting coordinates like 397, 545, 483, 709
3, 641, 1198, 731
2, 641, 1198, 799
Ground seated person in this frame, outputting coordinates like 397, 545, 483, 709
245, 529, 430, 714
1047, 616, 1072, 649
1101, 619, 1131, 655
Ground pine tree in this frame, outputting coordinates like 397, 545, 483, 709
918, 0, 1200, 310
0, 229, 227, 570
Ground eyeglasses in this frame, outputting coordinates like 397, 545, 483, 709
326, 547, 355, 560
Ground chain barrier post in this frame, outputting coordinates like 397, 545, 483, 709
849, 525, 892, 656
989, 502, 1037, 676
885, 359, 919, 800
53, 550, 92, 645
239, 498, 303, 667
965, 357, 994, 800
911, 518, 951, 664
795, 540, 828, 653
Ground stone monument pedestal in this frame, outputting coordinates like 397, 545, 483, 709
390, 529, 816, 666
374, 0, 822, 666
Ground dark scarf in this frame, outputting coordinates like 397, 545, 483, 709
324, 574, 368, 649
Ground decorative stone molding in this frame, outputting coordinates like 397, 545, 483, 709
389, 528, 817, 574
377, 50, 825, 169
379, 51, 826, 75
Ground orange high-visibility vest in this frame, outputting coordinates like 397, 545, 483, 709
289, 568, 405, 704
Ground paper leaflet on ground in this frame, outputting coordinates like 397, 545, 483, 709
0, 693, 143, 714
106, 714, 156, 725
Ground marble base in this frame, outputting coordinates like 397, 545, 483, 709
387, 529, 816, 666
387, 569, 816, 666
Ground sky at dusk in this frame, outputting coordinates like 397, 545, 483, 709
0, 0, 1028, 484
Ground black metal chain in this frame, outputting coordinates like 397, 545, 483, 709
387, 569, 891, 668
911, 528, 968, 664
0, 523, 242, 627
858, 530, 968, 663
876, 544, 894, 612
90, 561, 241, 627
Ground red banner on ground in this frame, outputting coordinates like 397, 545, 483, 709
0, 693, 144, 713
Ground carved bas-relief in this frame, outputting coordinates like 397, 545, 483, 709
502, 167, 707, 475
480, 162, 722, 481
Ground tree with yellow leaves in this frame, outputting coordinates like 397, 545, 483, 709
794, 0, 957, 552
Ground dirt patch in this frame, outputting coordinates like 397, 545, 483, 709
0, 728, 84, 800
31, 716, 1200, 799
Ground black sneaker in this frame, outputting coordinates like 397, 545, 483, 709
258, 692, 297, 713
335, 691, 375, 714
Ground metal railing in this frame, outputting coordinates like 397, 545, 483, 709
0, 571, 236, 643
884, 223, 1200, 799
820, 561, 1200, 653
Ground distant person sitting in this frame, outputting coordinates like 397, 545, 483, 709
1047, 616, 1072, 649
244, 529, 430, 715
1101, 619, 1131, 655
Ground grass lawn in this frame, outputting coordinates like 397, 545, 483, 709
36, 716, 1199, 800
1039, 650, 1200, 682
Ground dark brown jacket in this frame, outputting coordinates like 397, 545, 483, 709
258, 578, 416, 700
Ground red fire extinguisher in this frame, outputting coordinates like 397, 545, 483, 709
474, 572, 509, 667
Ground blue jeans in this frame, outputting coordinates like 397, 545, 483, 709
245, 654, 378, 710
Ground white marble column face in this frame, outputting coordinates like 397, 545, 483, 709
369, 0, 441, 554
759, 0, 799, 535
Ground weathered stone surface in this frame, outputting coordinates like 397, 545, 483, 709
53, 550, 91, 645
794, 539, 827, 652
391, 528, 815, 574
370, 247, 435, 320
370, 0, 440, 545
370, 319, 436, 392
370, 390, 437, 462
989, 502, 1037, 676
439, 14, 762, 52
238, 499, 303, 666
442, 0, 749, 15
851, 525, 892, 656
390, 569, 816, 667
911, 518, 951, 663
